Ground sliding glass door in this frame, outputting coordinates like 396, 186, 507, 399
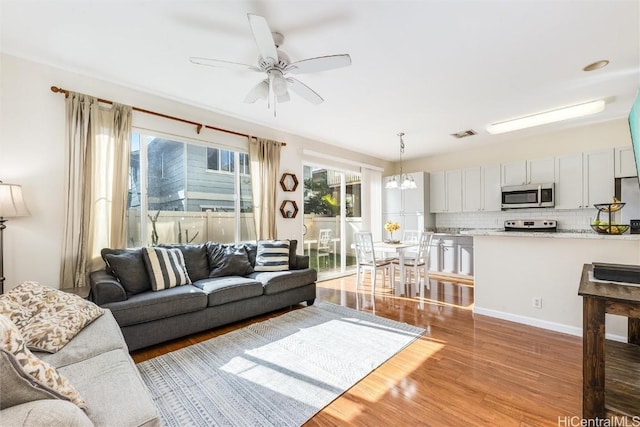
303, 165, 361, 278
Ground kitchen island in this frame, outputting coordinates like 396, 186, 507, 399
463, 229, 640, 338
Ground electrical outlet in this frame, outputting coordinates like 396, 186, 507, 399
532, 297, 542, 309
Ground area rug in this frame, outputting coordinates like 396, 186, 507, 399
137, 302, 425, 427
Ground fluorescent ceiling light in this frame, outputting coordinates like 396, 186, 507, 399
486, 100, 605, 135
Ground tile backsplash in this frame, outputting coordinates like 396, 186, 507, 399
435, 208, 602, 232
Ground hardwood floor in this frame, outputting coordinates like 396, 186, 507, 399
132, 274, 583, 426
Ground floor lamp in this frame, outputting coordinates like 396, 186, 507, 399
0, 181, 30, 294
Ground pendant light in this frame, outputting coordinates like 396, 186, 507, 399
385, 132, 416, 190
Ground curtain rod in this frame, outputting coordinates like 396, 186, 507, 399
50, 86, 285, 146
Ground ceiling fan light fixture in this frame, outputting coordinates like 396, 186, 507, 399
486, 100, 605, 135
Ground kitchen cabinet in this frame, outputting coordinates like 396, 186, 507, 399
482, 164, 502, 211
555, 152, 584, 209
462, 165, 501, 212
555, 149, 615, 209
428, 235, 474, 277
457, 236, 474, 276
429, 171, 446, 213
429, 169, 462, 213
501, 156, 554, 186
445, 169, 463, 212
615, 145, 638, 178
383, 172, 434, 233
583, 149, 614, 208
462, 167, 481, 212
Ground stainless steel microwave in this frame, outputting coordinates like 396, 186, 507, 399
501, 183, 555, 209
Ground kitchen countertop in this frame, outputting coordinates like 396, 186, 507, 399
461, 229, 640, 240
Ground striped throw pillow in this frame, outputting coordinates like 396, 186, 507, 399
254, 240, 290, 272
142, 247, 192, 291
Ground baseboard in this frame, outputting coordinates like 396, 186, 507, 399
472, 306, 627, 342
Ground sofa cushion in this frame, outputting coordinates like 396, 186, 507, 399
0, 314, 86, 409
192, 277, 263, 307
159, 243, 210, 282
1, 282, 105, 353
206, 243, 253, 278
102, 248, 152, 295
59, 349, 160, 427
0, 350, 62, 409
35, 310, 127, 368
254, 240, 290, 272
248, 268, 318, 295
0, 399, 93, 427
104, 285, 207, 327
142, 247, 192, 291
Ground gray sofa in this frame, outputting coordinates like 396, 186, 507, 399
89, 240, 317, 351
1, 310, 160, 426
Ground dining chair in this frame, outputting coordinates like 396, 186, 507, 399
393, 231, 434, 290
316, 229, 333, 268
402, 230, 421, 243
354, 232, 395, 293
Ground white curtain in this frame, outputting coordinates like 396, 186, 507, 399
60, 92, 132, 288
249, 137, 281, 240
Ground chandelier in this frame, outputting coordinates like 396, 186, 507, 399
385, 132, 416, 189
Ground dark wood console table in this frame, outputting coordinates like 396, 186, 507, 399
578, 263, 640, 418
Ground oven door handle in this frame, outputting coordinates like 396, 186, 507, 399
538, 184, 542, 206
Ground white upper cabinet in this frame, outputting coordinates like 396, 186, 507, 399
501, 160, 527, 186
481, 164, 502, 211
403, 172, 426, 213
583, 149, 615, 207
429, 171, 447, 213
463, 165, 501, 212
501, 157, 554, 186
382, 179, 402, 213
615, 145, 638, 178
555, 152, 584, 209
527, 156, 556, 183
462, 167, 481, 212
445, 169, 463, 212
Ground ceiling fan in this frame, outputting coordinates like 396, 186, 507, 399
190, 13, 352, 116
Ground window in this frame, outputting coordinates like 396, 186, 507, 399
127, 132, 254, 246
239, 152, 250, 175
207, 147, 235, 173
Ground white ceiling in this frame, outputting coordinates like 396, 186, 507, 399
2, 0, 639, 161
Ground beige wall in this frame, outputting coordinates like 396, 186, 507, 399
0, 54, 388, 290
402, 118, 631, 173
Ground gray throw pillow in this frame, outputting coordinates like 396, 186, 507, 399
159, 244, 209, 282
207, 243, 254, 278
101, 248, 151, 295
288, 239, 298, 269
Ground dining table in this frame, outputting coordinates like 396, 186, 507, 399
372, 241, 419, 295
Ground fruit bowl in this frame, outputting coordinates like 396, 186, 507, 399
590, 224, 630, 235
594, 202, 626, 213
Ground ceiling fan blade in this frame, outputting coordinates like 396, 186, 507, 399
244, 80, 269, 103
190, 57, 260, 72
247, 14, 278, 65
286, 78, 324, 104
286, 54, 352, 74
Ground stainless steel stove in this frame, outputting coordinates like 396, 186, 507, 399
504, 219, 557, 232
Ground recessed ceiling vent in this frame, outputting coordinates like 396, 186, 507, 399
450, 129, 477, 139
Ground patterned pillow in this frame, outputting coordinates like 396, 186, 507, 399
0, 314, 87, 409
1, 282, 105, 353
142, 247, 192, 291
254, 240, 290, 272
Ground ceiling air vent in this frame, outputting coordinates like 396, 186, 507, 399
450, 129, 477, 139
